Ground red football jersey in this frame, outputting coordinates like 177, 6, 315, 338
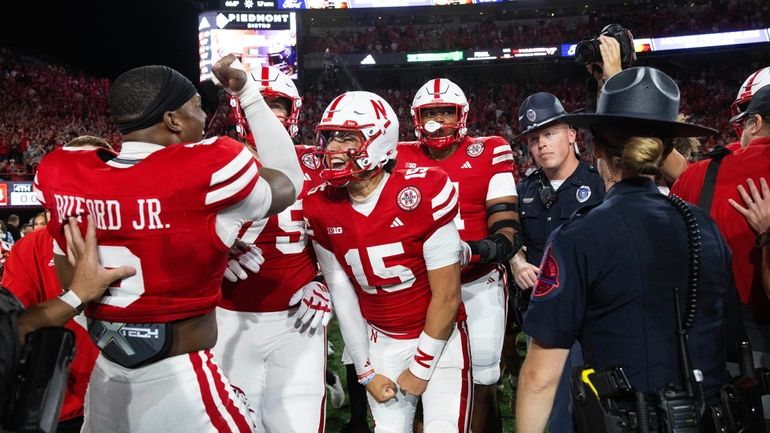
396, 135, 515, 282
34, 137, 264, 323
220, 145, 324, 312
671, 137, 770, 319
304, 167, 465, 339
2, 229, 99, 421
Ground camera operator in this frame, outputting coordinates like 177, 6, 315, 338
579, 25, 689, 182
2, 215, 136, 432
516, 66, 744, 433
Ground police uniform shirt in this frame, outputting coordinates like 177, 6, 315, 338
518, 160, 605, 266
523, 177, 743, 402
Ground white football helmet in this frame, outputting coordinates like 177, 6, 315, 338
315, 91, 399, 187
730, 66, 770, 135
411, 78, 469, 150
251, 65, 302, 138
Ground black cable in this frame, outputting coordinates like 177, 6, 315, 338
666, 194, 701, 333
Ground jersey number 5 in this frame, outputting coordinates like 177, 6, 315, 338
344, 242, 415, 294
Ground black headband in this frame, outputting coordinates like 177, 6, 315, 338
117, 66, 198, 134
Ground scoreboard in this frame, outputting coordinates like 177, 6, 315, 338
198, 11, 298, 81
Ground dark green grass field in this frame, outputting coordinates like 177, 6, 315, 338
324, 320, 518, 433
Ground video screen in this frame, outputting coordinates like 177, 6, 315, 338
199, 11, 298, 81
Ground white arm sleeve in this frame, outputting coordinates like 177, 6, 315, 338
423, 221, 462, 270
215, 177, 272, 246
313, 241, 372, 376
486, 172, 517, 201
237, 78, 303, 199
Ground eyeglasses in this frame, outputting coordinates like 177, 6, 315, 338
536, 169, 558, 209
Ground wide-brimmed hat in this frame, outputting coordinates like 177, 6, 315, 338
559, 67, 717, 138
516, 92, 570, 139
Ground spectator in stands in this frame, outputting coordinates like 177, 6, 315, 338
5, 215, 21, 242
32, 212, 48, 231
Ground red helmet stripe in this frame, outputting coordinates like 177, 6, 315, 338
433, 79, 441, 99
744, 68, 763, 94
323, 94, 346, 123
261, 67, 270, 88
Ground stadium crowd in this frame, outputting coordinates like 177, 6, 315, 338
0, 49, 119, 181
0, 45, 759, 183
305, 0, 769, 54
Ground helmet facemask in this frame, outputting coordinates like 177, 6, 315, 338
315, 128, 384, 188
412, 104, 467, 150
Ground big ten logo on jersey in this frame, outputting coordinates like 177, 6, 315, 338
52, 194, 170, 231
344, 242, 415, 294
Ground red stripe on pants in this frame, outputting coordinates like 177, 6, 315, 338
204, 350, 254, 433
190, 351, 230, 433
457, 322, 473, 433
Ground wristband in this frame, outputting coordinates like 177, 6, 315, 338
408, 331, 448, 381
358, 371, 376, 386
59, 290, 84, 315
356, 358, 375, 385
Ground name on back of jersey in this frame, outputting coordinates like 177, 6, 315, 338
52, 193, 169, 231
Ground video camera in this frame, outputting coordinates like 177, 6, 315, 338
575, 24, 636, 69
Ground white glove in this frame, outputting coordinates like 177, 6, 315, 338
460, 240, 472, 267
289, 281, 333, 330
223, 245, 265, 283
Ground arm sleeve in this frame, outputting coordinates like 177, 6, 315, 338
237, 77, 303, 199
313, 240, 372, 376
423, 221, 462, 270
486, 172, 518, 201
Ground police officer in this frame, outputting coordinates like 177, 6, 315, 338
513, 92, 604, 433
515, 67, 745, 433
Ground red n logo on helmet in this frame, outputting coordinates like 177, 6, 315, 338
371, 99, 388, 120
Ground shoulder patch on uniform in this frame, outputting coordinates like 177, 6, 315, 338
532, 243, 564, 301
466, 141, 485, 158
397, 186, 422, 211
576, 185, 592, 203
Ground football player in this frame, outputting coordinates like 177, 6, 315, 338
211, 65, 332, 433
396, 78, 520, 433
304, 91, 471, 433
34, 55, 303, 433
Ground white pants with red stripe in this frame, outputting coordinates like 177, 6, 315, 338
214, 307, 327, 433
81, 349, 256, 433
367, 322, 472, 433
462, 267, 507, 385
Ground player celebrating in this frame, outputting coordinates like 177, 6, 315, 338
34, 55, 304, 433
212, 65, 331, 433
396, 78, 520, 433
304, 91, 471, 433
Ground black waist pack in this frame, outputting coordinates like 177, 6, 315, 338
88, 319, 173, 369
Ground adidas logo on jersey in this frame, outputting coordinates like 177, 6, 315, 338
461, 161, 472, 169
390, 217, 404, 228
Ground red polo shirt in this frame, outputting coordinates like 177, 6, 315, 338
671, 137, 770, 321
